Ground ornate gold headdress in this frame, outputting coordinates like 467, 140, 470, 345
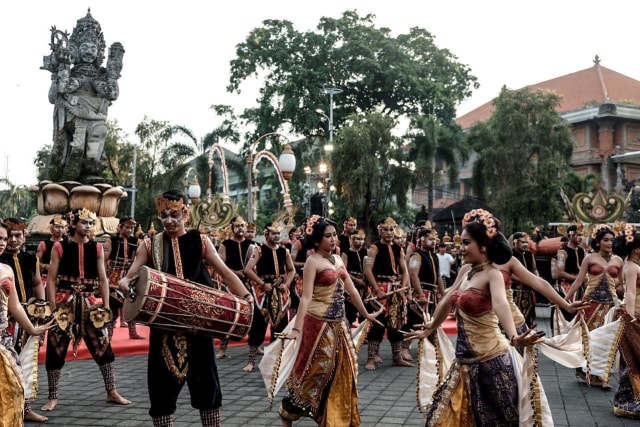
51, 215, 67, 226
265, 222, 282, 233
305, 215, 322, 236
377, 217, 397, 230
344, 217, 357, 226
76, 208, 97, 221
246, 222, 257, 232
231, 216, 246, 226
155, 196, 184, 213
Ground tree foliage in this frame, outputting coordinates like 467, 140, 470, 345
467, 87, 574, 233
228, 10, 478, 141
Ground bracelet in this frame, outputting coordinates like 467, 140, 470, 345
292, 327, 300, 332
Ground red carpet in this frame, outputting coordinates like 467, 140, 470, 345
38, 319, 458, 363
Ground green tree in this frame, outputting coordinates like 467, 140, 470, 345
467, 87, 574, 233
228, 10, 478, 140
331, 112, 409, 231
0, 179, 35, 219
406, 115, 469, 213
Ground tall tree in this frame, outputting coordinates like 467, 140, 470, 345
467, 87, 574, 232
228, 10, 478, 141
331, 112, 408, 230
406, 115, 469, 213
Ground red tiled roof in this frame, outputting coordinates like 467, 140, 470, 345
456, 64, 640, 129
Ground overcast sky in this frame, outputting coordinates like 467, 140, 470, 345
2, 0, 639, 186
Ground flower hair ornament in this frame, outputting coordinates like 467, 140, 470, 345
590, 223, 613, 240
462, 209, 498, 240
624, 223, 636, 243
305, 215, 322, 236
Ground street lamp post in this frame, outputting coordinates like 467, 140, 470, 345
321, 87, 343, 152
246, 133, 296, 223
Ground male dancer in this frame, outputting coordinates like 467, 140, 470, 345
364, 217, 412, 370
407, 228, 444, 322
104, 216, 143, 339
42, 208, 130, 411
511, 232, 538, 325
339, 216, 358, 254
119, 190, 250, 427
553, 224, 586, 321
36, 215, 67, 284
1, 218, 49, 422
243, 222, 295, 372
341, 229, 368, 326
216, 216, 252, 359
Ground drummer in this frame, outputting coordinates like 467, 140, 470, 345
242, 222, 296, 373
119, 189, 251, 427
104, 216, 144, 339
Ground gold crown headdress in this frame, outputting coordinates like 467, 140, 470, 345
246, 222, 257, 232
155, 196, 184, 213
51, 215, 67, 226
462, 209, 498, 240
377, 217, 397, 230
231, 216, 246, 226
344, 217, 357, 226
265, 223, 282, 233
77, 208, 97, 221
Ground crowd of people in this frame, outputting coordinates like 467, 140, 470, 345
2, 193, 640, 426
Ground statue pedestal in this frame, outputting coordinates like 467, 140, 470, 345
27, 181, 127, 237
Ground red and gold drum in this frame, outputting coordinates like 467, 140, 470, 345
124, 266, 252, 340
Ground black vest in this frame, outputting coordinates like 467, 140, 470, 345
256, 244, 287, 279
372, 241, 402, 280
221, 239, 252, 271
561, 243, 586, 276
0, 252, 38, 303
416, 249, 439, 286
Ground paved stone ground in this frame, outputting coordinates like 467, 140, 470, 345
32, 307, 639, 426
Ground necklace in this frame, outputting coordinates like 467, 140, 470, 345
317, 249, 335, 265
467, 261, 490, 280
601, 252, 612, 262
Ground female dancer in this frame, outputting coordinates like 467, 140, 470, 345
613, 230, 640, 418
0, 226, 53, 425
406, 209, 546, 425
565, 223, 623, 388
279, 217, 381, 426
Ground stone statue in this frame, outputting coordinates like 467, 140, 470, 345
42, 10, 124, 182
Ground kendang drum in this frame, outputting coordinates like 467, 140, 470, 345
124, 266, 252, 340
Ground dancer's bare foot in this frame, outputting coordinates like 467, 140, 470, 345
365, 359, 377, 371
41, 399, 57, 411
374, 354, 383, 365
602, 381, 612, 391
129, 333, 145, 340
392, 358, 415, 367
24, 410, 48, 422
401, 348, 413, 362
216, 350, 227, 359
106, 390, 131, 405
243, 363, 255, 372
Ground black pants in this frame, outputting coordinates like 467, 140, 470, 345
247, 304, 288, 347
148, 328, 221, 418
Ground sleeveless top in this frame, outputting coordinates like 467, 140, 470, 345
585, 264, 619, 303
344, 248, 366, 278
0, 251, 39, 303
416, 249, 439, 287
371, 241, 402, 280
256, 244, 287, 278
221, 239, 252, 271
561, 243, 585, 276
